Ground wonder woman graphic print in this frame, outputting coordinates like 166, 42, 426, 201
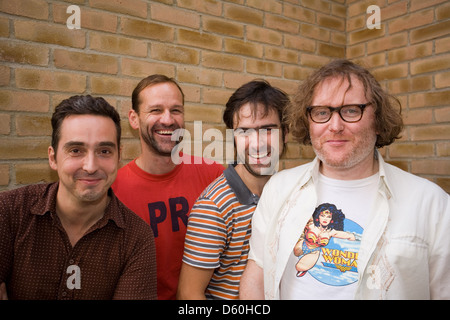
293, 203, 362, 283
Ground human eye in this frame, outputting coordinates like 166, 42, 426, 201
171, 106, 184, 114
97, 145, 116, 157
234, 128, 247, 137
99, 149, 112, 155
342, 105, 361, 116
312, 107, 330, 118
64, 142, 84, 156
147, 107, 162, 114
234, 128, 257, 137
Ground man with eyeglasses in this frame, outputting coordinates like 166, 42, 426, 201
177, 80, 289, 299
240, 59, 450, 300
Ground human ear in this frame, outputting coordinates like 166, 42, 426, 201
48, 146, 57, 171
128, 109, 140, 130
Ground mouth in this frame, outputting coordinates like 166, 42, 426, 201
325, 139, 348, 147
248, 151, 273, 166
155, 130, 174, 136
249, 152, 269, 160
78, 178, 102, 186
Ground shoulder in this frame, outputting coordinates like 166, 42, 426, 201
194, 174, 230, 206
0, 183, 53, 207
111, 192, 155, 240
115, 160, 135, 178
384, 163, 448, 200
265, 162, 313, 192
180, 155, 225, 179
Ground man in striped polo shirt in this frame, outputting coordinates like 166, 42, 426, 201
177, 80, 289, 300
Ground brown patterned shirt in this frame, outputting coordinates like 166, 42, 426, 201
0, 182, 157, 300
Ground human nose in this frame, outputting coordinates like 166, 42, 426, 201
327, 111, 345, 132
159, 109, 175, 126
82, 151, 98, 174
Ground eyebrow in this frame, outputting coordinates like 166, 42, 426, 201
235, 124, 280, 131
63, 141, 117, 149
146, 104, 184, 109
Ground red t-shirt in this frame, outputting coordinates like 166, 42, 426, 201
112, 155, 224, 300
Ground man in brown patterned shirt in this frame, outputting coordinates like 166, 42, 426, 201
0, 95, 157, 300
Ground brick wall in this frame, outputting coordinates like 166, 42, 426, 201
347, 0, 450, 192
0, 0, 448, 192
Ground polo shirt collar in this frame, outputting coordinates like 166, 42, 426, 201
223, 164, 259, 205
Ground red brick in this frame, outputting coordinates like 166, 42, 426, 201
54, 49, 118, 74
0, 0, 49, 20
202, 52, 244, 72
16, 69, 86, 93
15, 163, 58, 185
0, 114, 10, 135
15, 115, 51, 136
224, 3, 264, 25
0, 164, 9, 186
0, 138, 50, 160
388, 9, 434, 34
89, 0, 147, 18
203, 16, 244, 38
0, 89, 49, 112
151, 43, 199, 65
121, 17, 174, 42
90, 32, 147, 57
121, 58, 175, 78
0, 41, 49, 66
412, 159, 450, 176
151, 3, 200, 28
177, 0, 222, 16
52, 4, 118, 33
14, 20, 85, 48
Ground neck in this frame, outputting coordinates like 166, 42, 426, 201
234, 164, 271, 196
135, 146, 177, 175
55, 189, 109, 247
320, 151, 379, 180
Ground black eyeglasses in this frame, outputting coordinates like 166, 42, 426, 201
306, 103, 372, 123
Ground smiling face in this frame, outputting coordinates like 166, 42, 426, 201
48, 115, 120, 205
319, 210, 332, 227
309, 75, 378, 179
234, 103, 285, 176
129, 82, 184, 157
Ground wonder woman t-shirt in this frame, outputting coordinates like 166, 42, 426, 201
280, 172, 378, 300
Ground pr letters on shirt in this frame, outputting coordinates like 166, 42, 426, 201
147, 197, 189, 237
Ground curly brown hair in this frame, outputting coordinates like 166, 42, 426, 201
289, 59, 403, 148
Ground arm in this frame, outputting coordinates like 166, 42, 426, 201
0, 193, 14, 299
0, 283, 8, 300
179, 196, 225, 299
177, 263, 214, 300
113, 227, 157, 300
239, 260, 264, 300
429, 193, 450, 299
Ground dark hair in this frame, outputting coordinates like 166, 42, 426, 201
223, 79, 289, 136
51, 95, 121, 154
312, 203, 345, 231
289, 59, 404, 148
131, 74, 184, 113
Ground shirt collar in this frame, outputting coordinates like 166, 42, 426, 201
375, 150, 393, 200
223, 164, 259, 205
31, 182, 125, 229
305, 150, 393, 199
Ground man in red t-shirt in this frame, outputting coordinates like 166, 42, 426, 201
112, 75, 223, 300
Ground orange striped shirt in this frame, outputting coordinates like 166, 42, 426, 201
182, 166, 258, 299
